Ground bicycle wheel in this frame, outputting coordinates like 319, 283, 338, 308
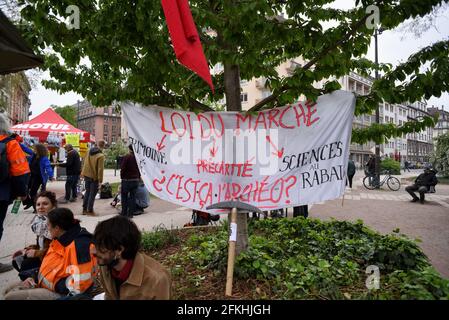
387, 177, 401, 191
363, 176, 376, 190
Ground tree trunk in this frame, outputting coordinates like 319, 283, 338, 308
223, 62, 248, 256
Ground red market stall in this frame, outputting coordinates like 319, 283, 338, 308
11, 107, 90, 147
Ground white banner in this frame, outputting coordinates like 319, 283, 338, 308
122, 90, 355, 213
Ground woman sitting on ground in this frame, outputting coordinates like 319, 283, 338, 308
4, 208, 98, 300
12, 191, 56, 280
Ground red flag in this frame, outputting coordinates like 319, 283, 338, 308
161, 0, 214, 93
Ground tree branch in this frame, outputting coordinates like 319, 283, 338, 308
247, 11, 372, 113
158, 87, 214, 112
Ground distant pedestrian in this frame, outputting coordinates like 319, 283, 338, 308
0, 113, 30, 273
366, 155, 375, 176
120, 144, 141, 218
404, 160, 411, 172
347, 159, 356, 188
23, 143, 54, 213
57, 144, 81, 203
405, 167, 438, 204
81, 140, 105, 216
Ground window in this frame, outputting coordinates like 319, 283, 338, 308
240, 93, 248, 103
104, 125, 108, 131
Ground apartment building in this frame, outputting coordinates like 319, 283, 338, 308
406, 101, 433, 163
338, 72, 377, 168
0, 72, 31, 125
381, 102, 408, 163
427, 106, 449, 139
74, 100, 121, 146
239, 58, 304, 109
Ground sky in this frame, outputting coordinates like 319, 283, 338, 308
27, 1, 449, 118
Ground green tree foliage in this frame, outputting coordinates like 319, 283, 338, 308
431, 133, 449, 177
17, 0, 448, 142
54, 105, 77, 127
103, 139, 128, 169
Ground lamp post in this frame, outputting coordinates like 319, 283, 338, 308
374, 27, 383, 188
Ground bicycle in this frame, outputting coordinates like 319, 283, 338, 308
363, 170, 401, 191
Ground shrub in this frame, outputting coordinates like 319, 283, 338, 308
381, 158, 401, 174
141, 225, 180, 251
168, 218, 449, 299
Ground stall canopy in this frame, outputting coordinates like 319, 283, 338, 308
0, 9, 43, 75
11, 107, 90, 146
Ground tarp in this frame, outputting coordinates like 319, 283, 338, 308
0, 10, 43, 75
122, 90, 355, 213
11, 107, 90, 147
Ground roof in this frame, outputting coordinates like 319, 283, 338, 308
0, 9, 43, 75
10, 107, 90, 143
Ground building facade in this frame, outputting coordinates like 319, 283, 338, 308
75, 100, 121, 146
427, 106, 449, 139
406, 101, 433, 163
239, 58, 304, 110
0, 72, 31, 125
338, 72, 377, 168
381, 102, 408, 163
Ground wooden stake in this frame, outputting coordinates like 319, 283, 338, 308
225, 207, 238, 296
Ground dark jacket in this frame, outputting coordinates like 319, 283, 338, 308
366, 157, 375, 173
30, 154, 54, 185
120, 153, 140, 180
347, 160, 356, 176
415, 171, 438, 189
59, 149, 81, 176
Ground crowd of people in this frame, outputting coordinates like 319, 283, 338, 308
1, 113, 170, 299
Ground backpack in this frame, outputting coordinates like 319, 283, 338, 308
0, 137, 13, 183
99, 182, 113, 199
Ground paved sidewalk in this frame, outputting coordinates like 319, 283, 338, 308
1, 169, 448, 298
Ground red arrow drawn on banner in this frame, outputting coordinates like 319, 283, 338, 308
156, 135, 167, 151
246, 156, 255, 164
266, 136, 284, 158
209, 138, 218, 157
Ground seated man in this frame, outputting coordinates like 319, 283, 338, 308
92, 216, 171, 300
405, 167, 438, 204
134, 181, 150, 215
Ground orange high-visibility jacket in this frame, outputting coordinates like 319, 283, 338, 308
38, 224, 98, 295
0, 134, 30, 176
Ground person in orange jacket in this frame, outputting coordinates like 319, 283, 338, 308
0, 113, 30, 273
4, 208, 98, 299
